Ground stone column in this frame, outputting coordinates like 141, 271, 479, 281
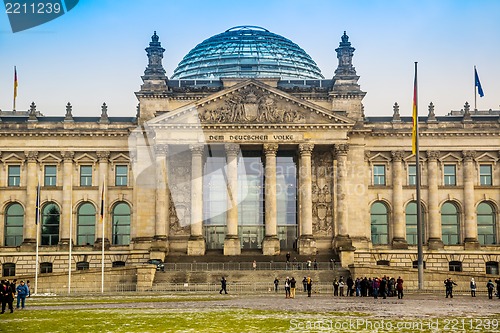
95, 150, 110, 249
224, 143, 241, 255
463, 150, 479, 249
427, 151, 443, 249
297, 143, 316, 255
262, 143, 280, 255
391, 150, 408, 249
59, 151, 74, 249
333, 144, 354, 251
187, 144, 205, 255
153, 144, 169, 252
21, 151, 38, 250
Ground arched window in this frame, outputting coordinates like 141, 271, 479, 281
41, 203, 60, 246
40, 262, 53, 274
112, 202, 131, 245
77, 202, 96, 246
4, 203, 24, 246
371, 202, 389, 245
2, 263, 15, 277
405, 201, 425, 245
441, 202, 460, 245
477, 202, 496, 245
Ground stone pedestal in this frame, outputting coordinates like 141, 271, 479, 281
149, 249, 166, 261
338, 249, 355, 268
131, 237, 155, 250
427, 238, 444, 250
464, 238, 480, 250
223, 236, 241, 256
20, 239, 36, 251
333, 234, 355, 251
262, 236, 280, 256
151, 236, 169, 253
298, 235, 316, 255
187, 236, 206, 255
391, 237, 408, 249
57, 238, 73, 251
93, 237, 110, 250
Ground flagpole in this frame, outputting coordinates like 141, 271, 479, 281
474, 66, 477, 110
414, 62, 424, 291
101, 180, 105, 294
68, 189, 73, 294
13, 66, 18, 111
34, 179, 40, 295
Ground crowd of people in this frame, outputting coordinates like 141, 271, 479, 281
1, 279, 30, 313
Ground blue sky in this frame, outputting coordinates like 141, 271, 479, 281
1, 0, 499, 117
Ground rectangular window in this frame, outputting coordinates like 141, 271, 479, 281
8, 165, 21, 187
44, 165, 57, 186
408, 164, 416, 186
115, 165, 128, 186
80, 165, 92, 186
373, 165, 386, 186
443, 165, 456, 186
480, 165, 492, 186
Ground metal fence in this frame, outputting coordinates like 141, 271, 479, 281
161, 261, 337, 271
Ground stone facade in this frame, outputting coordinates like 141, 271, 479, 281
0, 31, 499, 281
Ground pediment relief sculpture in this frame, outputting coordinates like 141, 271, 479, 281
197, 86, 306, 124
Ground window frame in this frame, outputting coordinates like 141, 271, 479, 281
2, 263, 16, 277
8, 165, 21, 187
4, 203, 24, 246
44, 165, 57, 186
80, 165, 93, 187
370, 201, 389, 245
449, 261, 462, 272
373, 165, 386, 186
479, 164, 492, 186
408, 164, 417, 186
40, 262, 53, 274
115, 165, 128, 186
441, 202, 460, 245
443, 164, 456, 186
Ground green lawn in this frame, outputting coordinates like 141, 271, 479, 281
1, 295, 499, 333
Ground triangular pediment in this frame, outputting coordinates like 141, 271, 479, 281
148, 79, 355, 127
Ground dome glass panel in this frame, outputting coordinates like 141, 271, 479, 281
171, 26, 324, 80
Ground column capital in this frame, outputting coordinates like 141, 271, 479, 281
225, 143, 240, 156
189, 144, 204, 155
263, 143, 279, 155
334, 143, 349, 157
298, 143, 314, 155
96, 150, 110, 161
426, 150, 440, 161
24, 150, 38, 162
154, 144, 168, 156
61, 151, 74, 161
462, 150, 476, 161
391, 150, 404, 162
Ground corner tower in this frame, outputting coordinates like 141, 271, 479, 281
135, 31, 170, 124
330, 31, 366, 122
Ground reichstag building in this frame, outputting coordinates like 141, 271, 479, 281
1, 26, 499, 277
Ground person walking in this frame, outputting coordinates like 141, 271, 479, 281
274, 277, 279, 292
444, 278, 457, 298
495, 278, 500, 299
302, 277, 307, 292
346, 276, 354, 296
396, 276, 404, 299
16, 280, 29, 309
372, 277, 380, 299
219, 276, 228, 294
470, 278, 477, 297
252, 260, 257, 270
306, 276, 313, 297
290, 277, 296, 299
486, 280, 495, 299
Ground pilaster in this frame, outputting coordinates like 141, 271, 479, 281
94, 150, 110, 248
463, 150, 479, 249
262, 143, 280, 255
59, 151, 74, 250
333, 144, 354, 251
297, 143, 316, 255
20, 151, 38, 250
224, 143, 241, 255
427, 151, 444, 250
391, 150, 408, 249
187, 144, 205, 255
153, 144, 169, 252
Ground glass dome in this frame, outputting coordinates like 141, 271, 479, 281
171, 26, 324, 80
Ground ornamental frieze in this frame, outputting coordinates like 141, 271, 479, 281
197, 86, 305, 124
312, 151, 333, 236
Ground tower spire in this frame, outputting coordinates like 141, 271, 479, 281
144, 31, 167, 79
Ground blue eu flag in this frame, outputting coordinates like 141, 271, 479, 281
475, 67, 484, 97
